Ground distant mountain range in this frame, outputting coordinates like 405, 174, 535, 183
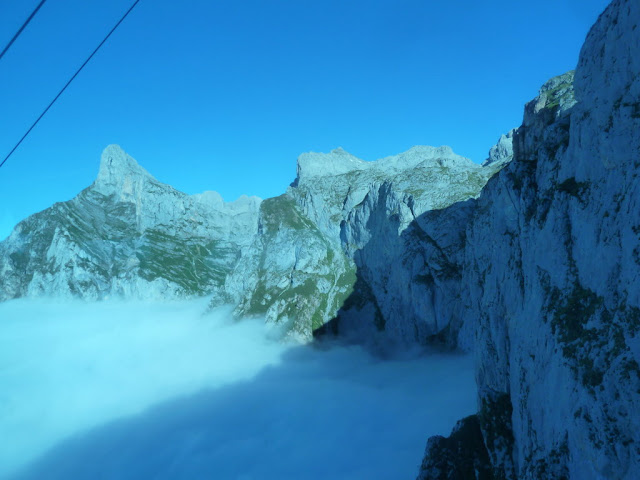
0, 138, 504, 343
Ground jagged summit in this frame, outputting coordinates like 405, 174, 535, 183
376, 145, 474, 172
296, 147, 366, 179
94, 145, 262, 214
94, 144, 155, 195
482, 130, 515, 167
296, 144, 476, 182
525, 71, 576, 123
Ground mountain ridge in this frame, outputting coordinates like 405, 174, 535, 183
0, 139, 502, 343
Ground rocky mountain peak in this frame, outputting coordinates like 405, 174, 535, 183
525, 71, 576, 125
483, 130, 515, 167
94, 144, 155, 196
296, 147, 366, 181
295, 144, 476, 185
376, 145, 473, 172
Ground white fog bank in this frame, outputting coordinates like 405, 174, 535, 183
0, 299, 476, 479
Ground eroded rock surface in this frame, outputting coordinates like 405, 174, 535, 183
420, 0, 640, 478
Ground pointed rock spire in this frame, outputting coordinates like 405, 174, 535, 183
93, 145, 155, 196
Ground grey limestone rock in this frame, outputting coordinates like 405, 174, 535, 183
416, 415, 492, 480
420, 0, 640, 478
214, 144, 506, 342
483, 129, 515, 168
0, 145, 261, 301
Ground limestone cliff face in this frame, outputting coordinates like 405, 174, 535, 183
209, 194, 356, 342
462, 70, 580, 479
285, 145, 504, 344
212, 145, 503, 341
0, 145, 261, 301
417, 1, 640, 478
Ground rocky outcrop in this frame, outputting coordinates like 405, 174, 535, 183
483, 129, 515, 168
210, 194, 356, 342
417, 415, 492, 480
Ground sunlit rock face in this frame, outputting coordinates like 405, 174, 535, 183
0, 145, 261, 301
215, 145, 505, 342
284, 145, 506, 343
209, 193, 357, 343
418, 0, 640, 478
0, 140, 506, 342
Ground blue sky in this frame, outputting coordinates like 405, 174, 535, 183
0, 0, 611, 239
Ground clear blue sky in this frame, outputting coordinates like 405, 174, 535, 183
0, 0, 611, 240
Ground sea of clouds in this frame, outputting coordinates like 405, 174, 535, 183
0, 299, 476, 479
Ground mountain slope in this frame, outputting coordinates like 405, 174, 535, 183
0, 145, 261, 300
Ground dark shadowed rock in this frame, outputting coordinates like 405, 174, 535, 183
417, 415, 492, 480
